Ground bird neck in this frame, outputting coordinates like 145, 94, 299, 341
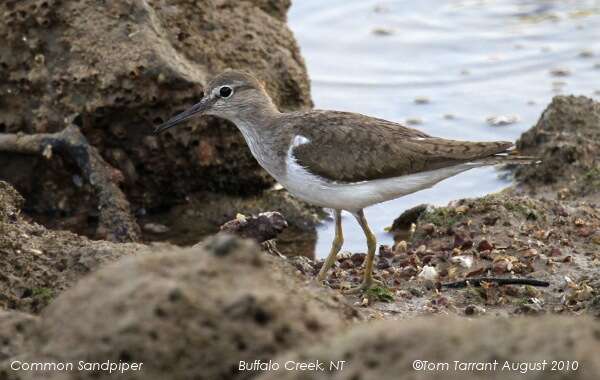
228, 96, 281, 133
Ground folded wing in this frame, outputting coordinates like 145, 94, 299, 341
288, 111, 512, 183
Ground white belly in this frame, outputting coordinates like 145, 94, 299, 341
239, 130, 484, 212
280, 155, 483, 212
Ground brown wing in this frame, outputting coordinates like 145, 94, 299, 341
288, 110, 512, 183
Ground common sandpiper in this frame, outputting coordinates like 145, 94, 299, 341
155, 70, 518, 293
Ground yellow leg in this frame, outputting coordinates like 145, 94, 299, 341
316, 210, 343, 283
343, 209, 382, 293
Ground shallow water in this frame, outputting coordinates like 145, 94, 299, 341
288, 0, 600, 258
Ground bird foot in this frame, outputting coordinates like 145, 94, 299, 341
341, 278, 384, 294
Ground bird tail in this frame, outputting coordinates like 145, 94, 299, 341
475, 150, 540, 166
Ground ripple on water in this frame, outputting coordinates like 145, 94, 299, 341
288, 0, 600, 257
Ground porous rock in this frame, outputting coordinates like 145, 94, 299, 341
11, 235, 346, 380
0, 181, 144, 313
0, 0, 312, 233
517, 95, 600, 199
260, 316, 600, 380
0, 310, 38, 363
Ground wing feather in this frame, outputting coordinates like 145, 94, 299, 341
287, 111, 512, 183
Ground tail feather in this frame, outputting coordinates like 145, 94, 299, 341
476, 153, 540, 166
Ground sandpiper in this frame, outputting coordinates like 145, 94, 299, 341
155, 70, 516, 292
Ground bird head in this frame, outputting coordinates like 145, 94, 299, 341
154, 70, 277, 134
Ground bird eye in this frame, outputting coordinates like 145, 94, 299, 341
219, 86, 233, 98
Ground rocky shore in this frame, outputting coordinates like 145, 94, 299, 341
1, 94, 598, 379
1, 1, 599, 379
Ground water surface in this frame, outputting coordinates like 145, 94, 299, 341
288, 0, 600, 257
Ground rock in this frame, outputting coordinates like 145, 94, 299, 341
516, 96, 600, 198
259, 316, 600, 380
549, 247, 562, 256
9, 235, 347, 380
451, 255, 473, 269
143, 223, 170, 234
418, 265, 439, 281
486, 115, 520, 126
220, 211, 288, 243
464, 304, 486, 316
421, 223, 436, 236
390, 204, 428, 232
477, 239, 494, 252
0, 310, 38, 362
0, 182, 145, 313
339, 259, 354, 269
406, 117, 424, 125
378, 245, 394, 259
0, 0, 312, 236
287, 255, 314, 275
515, 300, 545, 315
453, 232, 473, 250
372, 27, 395, 36
0, 181, 24, 220
550, 67, 571, 77
376, 257, 390, 270
492, 258, 512, 274
350, 253, 366, 265
393, 241, 408, 254
142, 190, 323, 246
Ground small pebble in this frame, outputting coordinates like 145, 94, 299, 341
394, 240, 407, 254
372, 27, 394, 36
376, 258, 390, 270
464, 304, 486, 316
486, 115, 520, 126
406, 117, 423, 125
414, 96, 430, 105
443, 114, 456, 120
451, 255, 473, 269
42, 144, 53, 159
550, 68, 571, 77
350, 252, 366, 265
143, 223, 170, 234
421, 223, 435, 235
72, 175, 83, 188
552, 81, 567, 89
418, 265, 439, 281
373, 4, 390, 13
579, 49, 594, 58
477, 239, 494, 252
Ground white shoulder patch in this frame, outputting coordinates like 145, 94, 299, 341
291, 135, 310, 148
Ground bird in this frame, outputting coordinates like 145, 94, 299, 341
154, 70, 523, 293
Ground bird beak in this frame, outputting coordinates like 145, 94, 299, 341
153, 97, 210, 135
